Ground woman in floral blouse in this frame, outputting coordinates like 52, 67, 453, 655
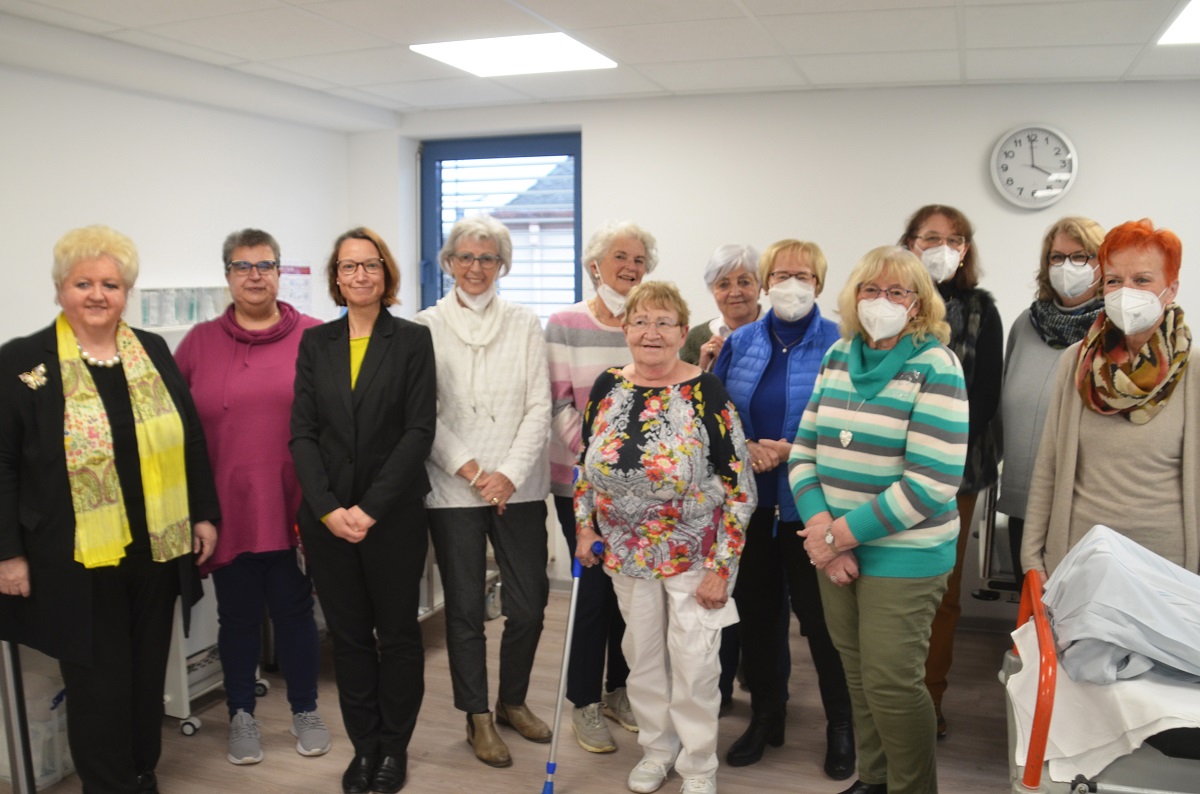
575, 281, 756, 794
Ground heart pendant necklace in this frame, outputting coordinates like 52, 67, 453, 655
840, 392, 867, 448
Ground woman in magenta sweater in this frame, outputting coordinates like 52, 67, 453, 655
175, 228, 327, 767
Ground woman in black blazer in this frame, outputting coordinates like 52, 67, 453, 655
0, 225, 219, 794
290, 227, 436, 794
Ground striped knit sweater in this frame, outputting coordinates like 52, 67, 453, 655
788, 334, 968, 578
545, 300, 631, 497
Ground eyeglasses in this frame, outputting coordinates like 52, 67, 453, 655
450, 252, 502, 270
1048, 252, 1095, 266
858, 284, 916, 303
768, 271, 817, 286
337, 258, 384, 276
627, 318, 681, 332
913, 234, 968, 250
226, 260, 279, 275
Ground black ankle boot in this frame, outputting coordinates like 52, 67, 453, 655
824, 721, 856, 780
726, 711, 785, 767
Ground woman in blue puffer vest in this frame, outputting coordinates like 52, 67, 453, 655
712, 239, 853, 781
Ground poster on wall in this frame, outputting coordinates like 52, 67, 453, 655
280, 262, 311, 315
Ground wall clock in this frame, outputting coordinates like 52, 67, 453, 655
990, 124, 1078, 209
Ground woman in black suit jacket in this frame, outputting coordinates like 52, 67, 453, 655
0, 225, 219, 794
290, 227, 436, 794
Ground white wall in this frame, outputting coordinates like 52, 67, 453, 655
0, 65, 352, 341
389, 81, 1200, 335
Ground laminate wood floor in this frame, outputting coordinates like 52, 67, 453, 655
21, 591, 1015, 794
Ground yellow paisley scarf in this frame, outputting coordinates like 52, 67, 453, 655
1075, 305, 1192, 425
57, 314, 192, 567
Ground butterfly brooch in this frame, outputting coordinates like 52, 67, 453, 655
19, 363, 47, 390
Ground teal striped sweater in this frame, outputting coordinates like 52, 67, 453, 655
788, 334, 968, 578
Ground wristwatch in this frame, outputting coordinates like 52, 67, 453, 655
825, 527, 839, 555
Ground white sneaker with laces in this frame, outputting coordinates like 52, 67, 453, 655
680, 776, 717, 794
627, 758, 670, 793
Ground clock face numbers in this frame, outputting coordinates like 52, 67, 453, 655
991, 125, 1077, 209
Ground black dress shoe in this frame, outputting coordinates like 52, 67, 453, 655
824, 721, 856, 780
837, 780, 887, 794
370, 753, 407, 794
135, 770, 158, 793
726, 711, 785, 767
342, 755, 379, 794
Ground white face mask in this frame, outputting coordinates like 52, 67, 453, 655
858, 297, 911, 342
595, 281, 628, 316
1049, 261, 1098, 300
768, 278, 815, 322
920, 245, 961, 283
1104, 287, 1167, 335
455, 283, 497, 313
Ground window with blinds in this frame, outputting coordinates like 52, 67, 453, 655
419, 134, 582, 324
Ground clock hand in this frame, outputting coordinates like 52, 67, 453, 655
1030, 163, 1053, 176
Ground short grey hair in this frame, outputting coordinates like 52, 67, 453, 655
583, 220, 659, 285
223, 228, 281, 266
439, 215, 513, 277
703, 244, 760, 291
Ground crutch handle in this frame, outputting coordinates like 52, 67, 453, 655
571, 540, 606, 578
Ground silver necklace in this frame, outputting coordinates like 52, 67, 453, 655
77, 342, 121, 368
839, 391, 867, 448
770, 326, 803, 353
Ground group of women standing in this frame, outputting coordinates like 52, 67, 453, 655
0, 204, 1189, 794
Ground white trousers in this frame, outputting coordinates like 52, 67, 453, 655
609, 568, 731, 779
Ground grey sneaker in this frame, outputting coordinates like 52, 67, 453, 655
291, 710, 331, 756
227, 709, 263, 765
604, 686, 639, 732
572, 702, 616, 753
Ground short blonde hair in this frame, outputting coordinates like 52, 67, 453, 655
622, 281, 690, 329
758, 239, 828, 295
837, 246, 949, 345
52, 225, 139, 289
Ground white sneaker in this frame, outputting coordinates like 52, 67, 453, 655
628, 758, 670, 793
680, 776, 717, 794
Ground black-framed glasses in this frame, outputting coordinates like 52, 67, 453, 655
450, 252, 502, 270
768, 271, 817, 286
226, 260, 279, 275
858, 284, 916, 303
1048, 251, 1096, 266
337, 258, 384, 276
913, 233, 968, 250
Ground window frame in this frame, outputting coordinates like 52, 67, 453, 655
418, 132, 583, 312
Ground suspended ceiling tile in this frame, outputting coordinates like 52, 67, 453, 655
266, 45, 462, 87
966, 44, 1142, 81
573, 17, 780, 65
635, 56, 807, 91
141, 6, 392, 61
796, 49, 961, 85
302, 0, 548, 44
768, 7, 958, 55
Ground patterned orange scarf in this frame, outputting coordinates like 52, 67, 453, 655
1075, 305, 1191, 425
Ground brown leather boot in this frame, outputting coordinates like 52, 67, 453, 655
466, 712, 512, 768
495, 701, 553, 743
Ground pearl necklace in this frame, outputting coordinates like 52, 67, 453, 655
77, 342, 121, 368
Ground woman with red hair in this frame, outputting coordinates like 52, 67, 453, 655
1022, 218, 1197, 579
